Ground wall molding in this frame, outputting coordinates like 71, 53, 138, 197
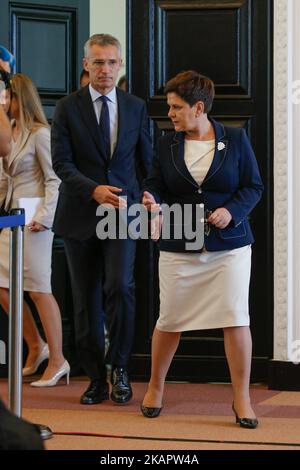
273, 0, 292, 361
273, 0, 300, 368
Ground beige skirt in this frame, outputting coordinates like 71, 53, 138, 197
157, 245, 251, 332
0, 227, 54, 293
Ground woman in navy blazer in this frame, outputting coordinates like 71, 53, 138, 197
141, 71, 263, 428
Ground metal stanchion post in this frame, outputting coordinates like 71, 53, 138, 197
8, 209, 24, 416
7, 209, 52, 440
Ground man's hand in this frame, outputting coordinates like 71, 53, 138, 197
92, 185, 127, 208
208, 207, 232, 229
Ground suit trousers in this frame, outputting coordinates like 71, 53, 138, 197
63, 235, 136, 381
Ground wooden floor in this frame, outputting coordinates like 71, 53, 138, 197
1, 378, 300, 451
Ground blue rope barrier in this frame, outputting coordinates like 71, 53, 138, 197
0, 214, 25, 229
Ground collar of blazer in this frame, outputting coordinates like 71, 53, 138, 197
170, 117, 228, 188
76, 85, 128, 162
7, 121, 31, 173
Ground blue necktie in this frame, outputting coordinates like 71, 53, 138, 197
99, 95, 111, 160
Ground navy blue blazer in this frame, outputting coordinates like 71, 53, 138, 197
144, 118, 264, 252
51, 86, 152, 240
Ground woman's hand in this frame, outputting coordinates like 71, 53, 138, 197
208, 208, 232, 229
0, 59, 10, 73
27, 220, 47, 232
142, 191, 162, 241
142, 191, 160, 212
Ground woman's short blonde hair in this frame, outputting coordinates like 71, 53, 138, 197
11, 73, 49, 132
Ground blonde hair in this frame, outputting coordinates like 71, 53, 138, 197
11, 74, 49, 132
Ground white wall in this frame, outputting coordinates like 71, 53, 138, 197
89, 0, 126, 78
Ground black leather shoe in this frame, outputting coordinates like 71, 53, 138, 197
232, 402, 258, 429
140, 404, 162, 418
34, 423, 53, 440
80, 380, 109, 405
110, 367, 132, 404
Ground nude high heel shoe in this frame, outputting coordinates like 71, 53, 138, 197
22, 344, 49, 376
30, 360, 70, 387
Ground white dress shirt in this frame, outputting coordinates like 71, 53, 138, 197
89, 84, 118, 157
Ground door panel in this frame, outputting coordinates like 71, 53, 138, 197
128, 0, 273, 382
0, 0, 89, 120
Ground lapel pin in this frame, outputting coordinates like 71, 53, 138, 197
217, 142, 225, 151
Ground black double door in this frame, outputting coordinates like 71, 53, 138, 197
128, 0, 273, 383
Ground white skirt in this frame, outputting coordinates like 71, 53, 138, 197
157, 245, 251, 332
0, 227, 54, 293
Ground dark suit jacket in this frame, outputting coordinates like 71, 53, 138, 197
144, 118, 264, 252
51, 86, 152, 240
0, 399, 44, 450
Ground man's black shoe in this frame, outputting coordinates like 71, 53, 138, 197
110, 367, 133, 404
80, 380, 109, 405
34, 423, 53, 440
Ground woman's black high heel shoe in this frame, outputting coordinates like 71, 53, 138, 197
232, 402, 258, 429
140, 403, 162, 418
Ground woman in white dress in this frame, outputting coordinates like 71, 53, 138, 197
141, 71, 263, 427
0, 74, 69, 386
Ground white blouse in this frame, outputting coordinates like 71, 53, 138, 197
184, 139, 215, 185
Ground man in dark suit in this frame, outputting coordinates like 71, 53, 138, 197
51, 34, 152, 405
0, 399, 44, 450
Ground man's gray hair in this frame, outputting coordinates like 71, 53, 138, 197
84, 34, 122, 58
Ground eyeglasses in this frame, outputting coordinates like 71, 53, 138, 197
204, 210, 212, 237
90, 59, 120, 69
